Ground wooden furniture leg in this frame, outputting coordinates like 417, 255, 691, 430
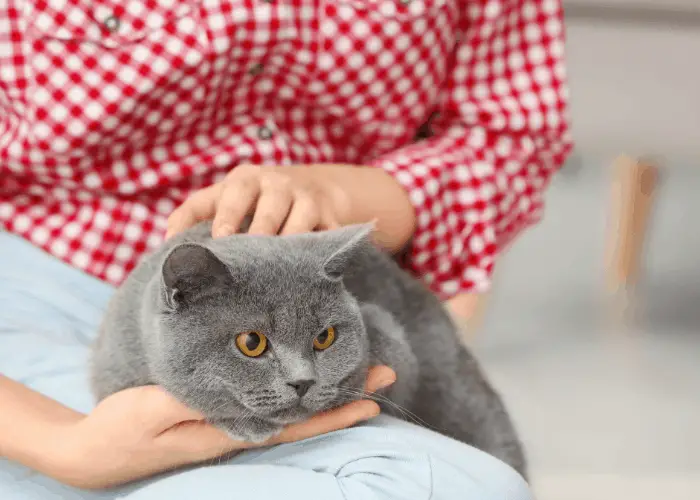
447, 239, 516, 342
605, 155, 659, 316
449, 292, 491, 343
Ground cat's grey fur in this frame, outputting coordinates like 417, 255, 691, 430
90, 222, 527, 478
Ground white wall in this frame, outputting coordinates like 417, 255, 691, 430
563, 1, 700, 162
566, 0, 700, 11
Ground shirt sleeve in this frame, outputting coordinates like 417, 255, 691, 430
370, 0, 573, 299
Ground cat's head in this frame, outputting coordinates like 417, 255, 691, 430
149, 224, 373, 435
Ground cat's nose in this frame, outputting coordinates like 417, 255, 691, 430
287, 379, 316, 397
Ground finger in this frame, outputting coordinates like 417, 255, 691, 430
166, 184, 221, 239
279, 192, 320, 235
317, 200, 341, 231
319, 213, 341, 231
365, 365, 396, 393
212, 175, 260, 238
324, 218, 341, 231
270, 399, 380, 445
247, 187, 294, 235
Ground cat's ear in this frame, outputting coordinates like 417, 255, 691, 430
322, 222, 375, 280
161, 243, 231, 308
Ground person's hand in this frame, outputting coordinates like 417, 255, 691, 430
167, 165, 349, 239
54, 365, 395, 489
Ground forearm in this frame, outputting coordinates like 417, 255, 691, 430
296, 165, 416, 253
0, 375, 79, 479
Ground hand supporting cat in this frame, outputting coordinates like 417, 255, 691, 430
0, 367, 394, 490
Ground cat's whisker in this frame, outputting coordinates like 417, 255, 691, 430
213, 433, 231, 468
211, 374, 240, 395
363, 393, 432, 429
207, 399, 233, 416
335, 387, 442, 434
341, 389, 426, 427
230, 411, 251, 433
210, 408, 255, 467
236, 409, 261, 437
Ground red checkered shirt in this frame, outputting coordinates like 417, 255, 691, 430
0, 0, 572, 298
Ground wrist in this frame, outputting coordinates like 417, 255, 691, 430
40, 419, 90, 487
0, 376, 89, 486
46, 417, 124, 490
299, 164, 416, 252
339, 166, 416, 253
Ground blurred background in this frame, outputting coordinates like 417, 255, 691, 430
472, 1, 699, 498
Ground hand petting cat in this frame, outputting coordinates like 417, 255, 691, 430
14, 366, 395, 490
166, 164, 416, 253
167, 164, 344, 239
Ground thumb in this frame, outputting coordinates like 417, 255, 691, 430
166, 184, 221, 239
365, 365, 396, 393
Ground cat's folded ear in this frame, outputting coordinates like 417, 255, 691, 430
322, 222, 375, 280
161, 243, 231, 308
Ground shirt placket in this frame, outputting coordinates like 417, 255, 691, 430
215, 0, 302, 166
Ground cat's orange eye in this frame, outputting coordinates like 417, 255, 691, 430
313, 327, 336, 351
236, 331, 268, 357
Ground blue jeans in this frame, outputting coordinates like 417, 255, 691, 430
0, 231, 531, 500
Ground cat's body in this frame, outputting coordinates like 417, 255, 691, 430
91, 222, 526, 477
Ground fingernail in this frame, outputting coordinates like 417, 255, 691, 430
213, 225, 234, 238
376, 378, 395, 390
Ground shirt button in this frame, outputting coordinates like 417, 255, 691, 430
258, 126, 273, 140
248, 63, 264, 76
103, 15, 121, 33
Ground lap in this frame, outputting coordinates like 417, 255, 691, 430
0, 232, 113, 413
0, 232, 531, 500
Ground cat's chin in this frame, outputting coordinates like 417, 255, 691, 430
217, 407, 315, 443
215, 416, 284, 444
265, 404, 317, 426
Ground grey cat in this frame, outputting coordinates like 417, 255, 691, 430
90, 222, 527, 478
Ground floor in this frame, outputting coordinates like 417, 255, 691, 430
471, 162, 700, 500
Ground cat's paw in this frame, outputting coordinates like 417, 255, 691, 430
216, 417, 283, 444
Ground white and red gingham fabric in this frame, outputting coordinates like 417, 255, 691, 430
0, 0, 572, 298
